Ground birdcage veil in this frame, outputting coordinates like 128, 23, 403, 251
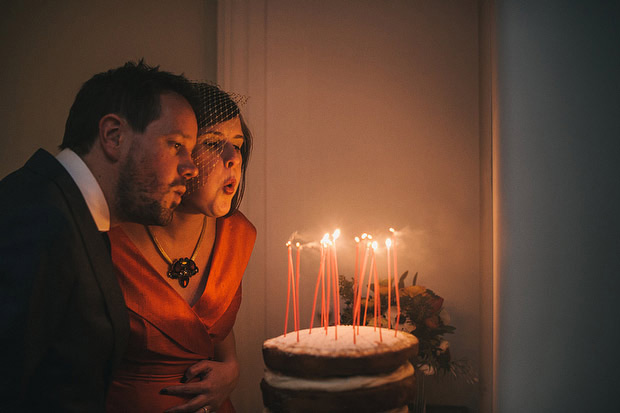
185, 82, 248, 195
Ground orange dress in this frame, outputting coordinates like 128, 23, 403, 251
105, 211, 256, 413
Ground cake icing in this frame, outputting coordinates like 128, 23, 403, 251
264, 361, 414, 391
263, 325, 417, 357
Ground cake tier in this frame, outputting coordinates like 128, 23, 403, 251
260, 365, 415, 413
263, 325, 418, 378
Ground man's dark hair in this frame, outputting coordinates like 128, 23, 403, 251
60, 60, 198, 155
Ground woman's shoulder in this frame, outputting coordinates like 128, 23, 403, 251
225, 210, 256, 234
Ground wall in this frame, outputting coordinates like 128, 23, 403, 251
220, 1, 485, 411
495, 1, 620, 411
0, 0, 217, 178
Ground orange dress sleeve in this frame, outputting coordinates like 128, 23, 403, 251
106, 211, 256, 413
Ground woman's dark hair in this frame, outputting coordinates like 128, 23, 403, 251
60, 60, 198, 155
227, 114, 252, 216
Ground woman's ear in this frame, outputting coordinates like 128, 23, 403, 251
98, 114, 124, 161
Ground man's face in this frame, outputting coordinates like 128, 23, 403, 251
116, 92, 198, 226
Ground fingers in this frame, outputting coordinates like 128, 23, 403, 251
183, 358, 214, 382
161, 382, 208, 397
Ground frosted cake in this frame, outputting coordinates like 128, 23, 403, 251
261, 325, 419, 413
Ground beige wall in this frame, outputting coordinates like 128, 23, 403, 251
221, 1, 486, 411
0, 0, 217, 178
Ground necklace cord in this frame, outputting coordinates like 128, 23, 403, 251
146, 216, 208, 265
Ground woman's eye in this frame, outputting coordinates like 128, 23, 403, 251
204, 140, 223, 149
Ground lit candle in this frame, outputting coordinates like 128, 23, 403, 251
332, 229, 341, 328
295, 242, 301, 342
386, 238, 392, 329
362, 240, 375, 327
372, 241, 382, 341
324, 238, 331, 333
284, 242, 293, 336
353, 234, 370, 334
390, 228, 401, 335
356, 235, 371, 333
309, 241, 326, 334
352, 236, 360, 343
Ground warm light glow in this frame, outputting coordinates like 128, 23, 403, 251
333, 229, 341, 240
296, 242, 301, 248
389, 227, 395, 234
367, 234, 373, 240
286, 241, 291, 247
361, 233, 368, 239
372, 241, 378, 250
355, 236, 360, 243
386, 238, 392, 248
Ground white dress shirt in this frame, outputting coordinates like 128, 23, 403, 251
56, 148, 110, 232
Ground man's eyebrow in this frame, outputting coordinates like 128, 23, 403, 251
164, 131, 195, 140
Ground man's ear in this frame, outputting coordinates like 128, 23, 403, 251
98, 114, 124, 161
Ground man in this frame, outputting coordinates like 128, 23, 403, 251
0, 61, 199, 411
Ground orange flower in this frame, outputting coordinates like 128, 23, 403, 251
400, 285, 426, 298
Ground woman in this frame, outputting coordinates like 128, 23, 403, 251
106, 83, 256, 413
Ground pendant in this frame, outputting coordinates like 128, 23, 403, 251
167, 257, 199, 288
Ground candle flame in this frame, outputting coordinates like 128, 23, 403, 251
296, 242, 301, 248
367, 234, 373, 240
361, 233, 368, 239
355, 236, 360, 243
372, 240, 378, 250
389, 227, 396, 234
286, 241, 291, 247
386, 238, 392, 248
332, 228, 341, 240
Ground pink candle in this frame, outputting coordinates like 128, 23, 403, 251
386, 238, 392, 329
324, 241, 331, 333
332, 229, 341, 327
355, 236, 370, 333
352, 236, 360, 343
295, 243, 301, 342
288, 245, 298, 338
284, 242, 293, 336
372, 241, 382, 341
390, 228, 401, 335
362, 242, 375, 327
309, 243, 325, 334
331, 246, 338, 340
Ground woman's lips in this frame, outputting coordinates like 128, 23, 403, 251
223, 177, 237, 195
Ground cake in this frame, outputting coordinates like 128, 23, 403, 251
261, 325, 419, 413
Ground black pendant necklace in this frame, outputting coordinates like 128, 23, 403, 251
146, 216, 207, 288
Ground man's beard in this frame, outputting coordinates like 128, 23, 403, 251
115, 154, 177, 226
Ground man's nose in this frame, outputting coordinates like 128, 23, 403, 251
180, 149, 199, 179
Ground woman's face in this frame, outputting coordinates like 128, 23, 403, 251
182, 116, 244, 217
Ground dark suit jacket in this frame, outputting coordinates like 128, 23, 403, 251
0, 149, 129, 412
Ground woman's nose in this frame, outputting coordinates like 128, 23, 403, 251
222, 142, 241, 168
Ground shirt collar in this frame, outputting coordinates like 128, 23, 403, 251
56, 148, 110, 231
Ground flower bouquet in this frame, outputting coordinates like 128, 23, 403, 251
339, 271, 477, 411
